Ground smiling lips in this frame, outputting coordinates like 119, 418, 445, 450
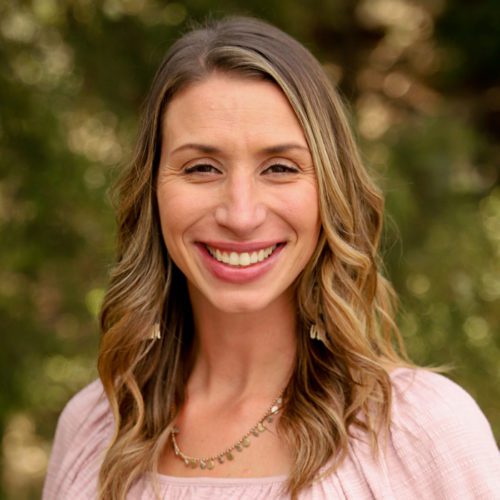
206, 244, 278, 267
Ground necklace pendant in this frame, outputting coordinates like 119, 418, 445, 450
171, 390, 283, 471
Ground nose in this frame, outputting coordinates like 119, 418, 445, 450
214, 173, 266, 236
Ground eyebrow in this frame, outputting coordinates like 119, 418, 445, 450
169, 142, 310, 156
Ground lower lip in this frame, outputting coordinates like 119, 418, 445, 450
197, 244, 285, 284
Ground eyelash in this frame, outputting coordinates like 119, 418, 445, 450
184, 164, 220, 175
183, 162, 300, 175
264, 163, 299, 174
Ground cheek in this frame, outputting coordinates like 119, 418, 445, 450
280, 185, 320, 235
301, 185, 320, 229
157, 187, 193, 245
156, 183, 217, 255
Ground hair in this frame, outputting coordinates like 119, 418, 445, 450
97, 15, 410, 500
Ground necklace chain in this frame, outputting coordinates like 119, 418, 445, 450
170, 393, 284, 470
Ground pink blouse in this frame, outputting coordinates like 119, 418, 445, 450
43, 368, 500, 499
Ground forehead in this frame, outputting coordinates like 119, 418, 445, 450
161, 74, 308, 149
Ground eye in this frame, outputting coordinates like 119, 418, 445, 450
184, 163, 221, 175
263, 162, 300, 175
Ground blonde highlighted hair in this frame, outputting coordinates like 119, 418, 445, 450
98, 16, 409, 499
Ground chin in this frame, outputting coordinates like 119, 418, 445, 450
211, 301, 270, 315
207, 290, 278, 315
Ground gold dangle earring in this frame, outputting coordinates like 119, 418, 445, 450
309, 322, 327, 344
149, 322, 161, 340
309, 283, 327, 344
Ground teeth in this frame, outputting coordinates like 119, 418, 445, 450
239, 252, 251, 266
207, 244, 278, 267
229, 252, 239, 266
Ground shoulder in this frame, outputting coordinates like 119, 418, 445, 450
385, 368, 500, 498
57, 379, 110, 433
43, 379, 114, 499
389, 367, 494, 437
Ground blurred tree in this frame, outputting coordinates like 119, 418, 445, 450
0, 0, 498, 498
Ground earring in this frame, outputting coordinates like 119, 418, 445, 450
309, 323, 327, 344
149, 322, 161, 340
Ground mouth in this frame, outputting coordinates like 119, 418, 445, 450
204, 243, 282, 267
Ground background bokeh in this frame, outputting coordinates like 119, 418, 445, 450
0, 0, 499, 498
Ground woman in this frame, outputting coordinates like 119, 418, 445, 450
43, 16, 500, 500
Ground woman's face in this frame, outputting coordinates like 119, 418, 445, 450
157, 73, 320, 314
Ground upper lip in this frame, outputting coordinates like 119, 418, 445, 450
200, 240, 284, 252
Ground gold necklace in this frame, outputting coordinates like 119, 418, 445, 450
171, 393, 284, 470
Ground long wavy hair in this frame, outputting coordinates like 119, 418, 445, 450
97, 16, 409, 500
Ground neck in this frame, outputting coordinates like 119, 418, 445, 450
186, 290, 297, 404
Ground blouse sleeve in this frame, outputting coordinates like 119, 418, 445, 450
386, 368, 500, 499
42, 379, 113, 500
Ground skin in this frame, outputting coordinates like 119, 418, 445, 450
156, 73, 320, 477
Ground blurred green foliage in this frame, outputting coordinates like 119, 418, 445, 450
0, 1, 498, 498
